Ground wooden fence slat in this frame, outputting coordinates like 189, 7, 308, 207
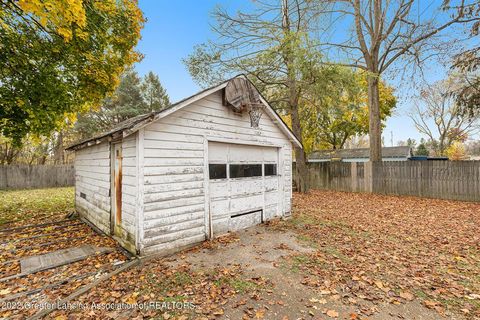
302, 160, 480, 202
0, 165, 74, 190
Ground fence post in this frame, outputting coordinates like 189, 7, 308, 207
351, 162, 357, 192
364, 161, 373, 193
0, 166, 7, 189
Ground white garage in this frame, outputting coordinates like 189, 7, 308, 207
67, 75, 302, 256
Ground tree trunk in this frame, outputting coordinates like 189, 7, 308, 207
280, 0, 308, 192
5, 144, 19, 165
39, 154, 47, 165
367, 73, 382, 162
54, 132, 64, 164
439, 141, 446, 156
291, 104, 308, 193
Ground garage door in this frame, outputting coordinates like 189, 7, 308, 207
208, 142, 280, 236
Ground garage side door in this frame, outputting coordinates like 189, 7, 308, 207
208, 142, 280, 236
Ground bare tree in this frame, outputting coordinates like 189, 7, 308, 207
0, 140, 20, 165
450, 1, 480, 116
184, 0, 323, 192
321, 0, 479, 161
409, 78, 480, 155
343, 134, 370, 149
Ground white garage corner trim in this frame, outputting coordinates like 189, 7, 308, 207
203, 137, 212, 239
136, 128, 145, 254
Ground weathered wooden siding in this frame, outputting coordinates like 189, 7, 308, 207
141, 91, 293, 255
74, 142, 111, 234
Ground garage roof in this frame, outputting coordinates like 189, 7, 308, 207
66, 75, 302, 151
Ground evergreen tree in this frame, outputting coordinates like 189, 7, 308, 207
142, 72, 170, 112
416, 139, 429, 156
111, 69, 148, 121
75, 69, 170, 139
405, 138, 417, 149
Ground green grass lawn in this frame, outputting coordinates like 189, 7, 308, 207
0, 187, 74, 226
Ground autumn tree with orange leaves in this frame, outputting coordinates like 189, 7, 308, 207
0, 0, 144, 145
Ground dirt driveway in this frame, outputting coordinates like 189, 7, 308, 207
45, 223, 444, 320
170, 225, 442, 320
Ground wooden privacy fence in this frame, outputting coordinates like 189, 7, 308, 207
373, 161, 480, 201
0, 165, 75, 190
300, 161, 480, 202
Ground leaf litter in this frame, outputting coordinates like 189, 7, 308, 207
275, 190, 480, 319
1, 187, 479, 319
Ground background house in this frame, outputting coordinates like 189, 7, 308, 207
66, 76, 301, 256
308, 146, 413, 162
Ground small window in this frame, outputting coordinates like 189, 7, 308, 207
230, 164, 262, 178
264, 164, 277, 176
209, 164, 227, 179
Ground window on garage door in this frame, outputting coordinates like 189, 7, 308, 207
264, 163, 277, 176
208, 142, 279, 180
209, 163, 278, 179
208, 164, 227, 179
229, 164, 262, 178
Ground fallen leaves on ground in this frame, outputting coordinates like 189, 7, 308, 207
2, 187, 479, 319
276, 190, 480, 318
0, 188, 128, 319
0, 187, 74, 227
326, 309, 339, 318
48, 261, 264, 319
0, 188, 263, 320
